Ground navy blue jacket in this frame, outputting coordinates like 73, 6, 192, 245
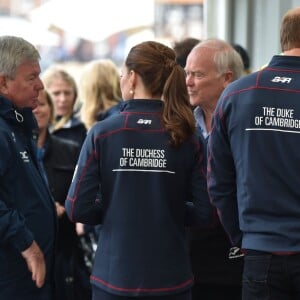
188, 125, 243, 285
208, 55, 300, 252
66, 99, 212, 297
96, 101, 124, 122
0, 96, 57, 299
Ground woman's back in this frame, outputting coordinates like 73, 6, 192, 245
66, 99, 211, 297
65, 41, 212, 300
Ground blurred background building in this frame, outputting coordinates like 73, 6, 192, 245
0, 0, 299, 73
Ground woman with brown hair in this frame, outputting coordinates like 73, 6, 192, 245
65, 41, 213, 300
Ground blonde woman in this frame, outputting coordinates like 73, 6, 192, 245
79, 59, 123, 131
42, 66, 87, 146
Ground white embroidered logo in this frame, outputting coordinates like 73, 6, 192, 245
20, 151, 30, 163
271, 76, 292, 83
137, 119, 152, 125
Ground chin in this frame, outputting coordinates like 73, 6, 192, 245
31, 101, 38, 110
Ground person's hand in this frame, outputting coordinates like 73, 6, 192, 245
21, 241, 46, 288
76, 222, 85, 236
55, 201, 65, 218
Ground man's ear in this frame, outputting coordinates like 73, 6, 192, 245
223, 71, 234, 88
0, 74, 9, 95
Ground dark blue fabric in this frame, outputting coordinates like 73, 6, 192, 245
66, 99, 213, 297
243, 252, 300, 300
37, 146, 49, 185
208, 55, 300, 251
96, 101, 124, 122
92, 287, 191, 300
0, 96, 57, 299
188, 116, 243, 291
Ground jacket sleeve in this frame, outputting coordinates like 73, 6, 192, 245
0, 131, 34, 252
207, 97, 242, 246
65, 128, 104, 225
185, 138, 214, 227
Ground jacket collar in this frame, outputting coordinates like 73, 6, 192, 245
121, 99, 163, 113
0, 95, 38, 133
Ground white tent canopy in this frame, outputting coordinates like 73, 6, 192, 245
30, 0, 155, 42
0, 16, 59, 46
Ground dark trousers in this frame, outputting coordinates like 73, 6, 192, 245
192, 283, 241, 300
92, 287, 191, 300
243, 251, 300, 300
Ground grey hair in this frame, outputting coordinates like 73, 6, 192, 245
195, 39, 244, 80
0, 36, 40, 79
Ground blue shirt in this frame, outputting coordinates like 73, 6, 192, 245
194, 106, 209, 139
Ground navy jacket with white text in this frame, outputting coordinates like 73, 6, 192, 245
207, 55, 300, 253
0, 96, 57, 299
65, 99, 212, 297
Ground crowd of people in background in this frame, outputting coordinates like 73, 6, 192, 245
1, 5, 300, 300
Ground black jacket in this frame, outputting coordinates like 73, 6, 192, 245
43, 134, 80, 252
42, 133, 91, 300
52, 115, 87, 147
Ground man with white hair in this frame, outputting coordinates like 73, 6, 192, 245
185, 38, 244, 300
0, 36, 56, 299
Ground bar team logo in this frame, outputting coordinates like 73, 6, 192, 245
271, 76, 292, 83
137, 119, 152, 125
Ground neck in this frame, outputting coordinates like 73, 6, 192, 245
283, 48, 300, 56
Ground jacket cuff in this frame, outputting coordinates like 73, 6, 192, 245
10, 229, 34, 252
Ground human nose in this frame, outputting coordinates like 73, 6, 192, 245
186, 73, 194, 86
58, 93, 68, 102
36, 77, 44, 91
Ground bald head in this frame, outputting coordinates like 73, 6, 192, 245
188, 39, 244, 81
185, 39, 244, 112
